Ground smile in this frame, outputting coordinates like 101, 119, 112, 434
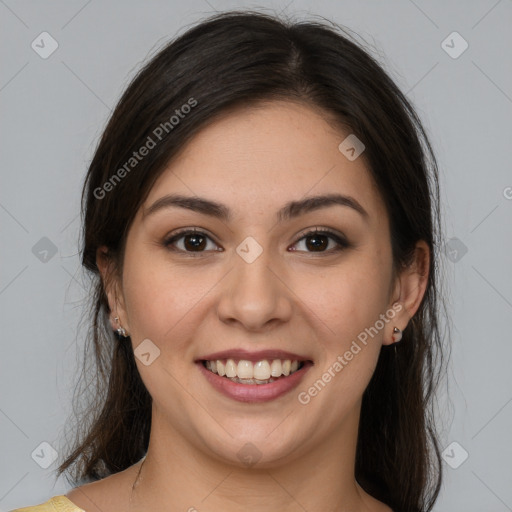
203, 358, 303, 384
197, 358, 313, 403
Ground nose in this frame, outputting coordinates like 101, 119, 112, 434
216, 245, 293, 333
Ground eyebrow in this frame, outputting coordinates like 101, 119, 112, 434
142, 193, 369, 223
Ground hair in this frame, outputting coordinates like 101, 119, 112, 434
57, 9, 448, 512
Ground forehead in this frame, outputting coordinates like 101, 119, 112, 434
142, 100, 387, 223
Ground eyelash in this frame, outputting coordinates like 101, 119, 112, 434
163, 227, 350, 256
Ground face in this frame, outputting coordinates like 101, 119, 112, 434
102, 100, 412, 467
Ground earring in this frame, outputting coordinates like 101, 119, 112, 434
114, 316, 128, 338
392, 326, 402, 343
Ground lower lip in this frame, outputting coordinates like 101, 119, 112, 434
197, 361, 313, 403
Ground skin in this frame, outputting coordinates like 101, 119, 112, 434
67, 100, 429, 512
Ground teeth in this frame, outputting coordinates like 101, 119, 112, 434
237, 360, 253, 379
229, 376, 277, 385
270, 359, 282, 377
225, 359, 237, 378
253, 360, 271, 380
204, 358, 303, 380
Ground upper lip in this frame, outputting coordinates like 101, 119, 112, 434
196, 349, 312, 363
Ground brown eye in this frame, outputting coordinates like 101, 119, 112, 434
304, 233, 329, 251
290, 228, 349, 253
164, 229, 221, 253
182, 233, 207, 251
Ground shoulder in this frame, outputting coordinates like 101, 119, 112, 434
10, 463, 139, 512
64, 462, 141, 512
9, 495, 85, 512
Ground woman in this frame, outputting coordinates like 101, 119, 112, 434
12, 9, 447, 512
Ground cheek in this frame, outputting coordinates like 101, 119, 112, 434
299, 268, 389, 421
121, 254, 219, 347
120, 257, 212, 405
304, 254, 392, 346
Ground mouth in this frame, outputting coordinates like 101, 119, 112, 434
201, 358, 305, 384
195, 350, 313, 403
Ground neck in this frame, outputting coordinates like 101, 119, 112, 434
127, 403, 386, 512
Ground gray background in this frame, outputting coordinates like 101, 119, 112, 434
1, 0, 511, 510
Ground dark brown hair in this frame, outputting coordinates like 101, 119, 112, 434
57, 10, 448, 512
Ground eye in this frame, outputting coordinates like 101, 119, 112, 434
290, 228, 350, 253
163, 228, 221, 253
163, 227, 350, 255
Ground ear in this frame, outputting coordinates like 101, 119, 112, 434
96, 245, 130, 334
382, 240, 430, 346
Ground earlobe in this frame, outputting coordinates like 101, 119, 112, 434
391, 326, 402, 343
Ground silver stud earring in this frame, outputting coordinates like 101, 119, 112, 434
114, 316, 128, 338
392, 327, 402, 343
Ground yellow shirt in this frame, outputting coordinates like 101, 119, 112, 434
9, 495, 85, 512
